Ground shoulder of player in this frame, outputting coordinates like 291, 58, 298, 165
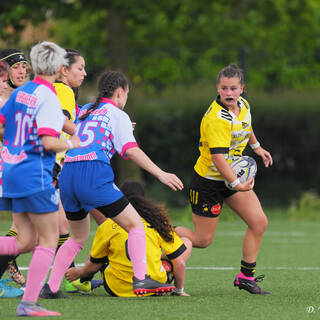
54, 82, 75, 100
98, 219, 122, 235
33, 83, 60, 103
208, 99, 233, 123
107, 103, 131, 121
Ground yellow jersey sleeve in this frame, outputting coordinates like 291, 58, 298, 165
90, 220, 112, 263
53, 82, 76, 164
160, 231, 186, 259
194, 97, 252, 180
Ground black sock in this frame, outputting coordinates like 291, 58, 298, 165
56, 233, 75, 269
56, 233, 70, 252
0, 255, 15, 279
240, 260, 256, 277
0, 229, 18, 279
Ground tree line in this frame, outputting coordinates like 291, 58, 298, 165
1, 0, 320, 90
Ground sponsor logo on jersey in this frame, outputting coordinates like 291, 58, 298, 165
242, 121, 249, 129
210, 203, 221, 216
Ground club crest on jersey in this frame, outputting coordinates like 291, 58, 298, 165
242, 121, 249, 129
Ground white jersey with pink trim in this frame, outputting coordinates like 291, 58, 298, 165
0, 77, 65, 197
64, 98, 138, 164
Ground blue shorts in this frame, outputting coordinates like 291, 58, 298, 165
59, 161, 124, 213
0, 187, 59, 214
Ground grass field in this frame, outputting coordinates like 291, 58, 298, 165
1, 215, 320, 320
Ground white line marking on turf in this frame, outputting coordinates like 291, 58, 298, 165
16, 265, 320, 271
187, 266, 320, 270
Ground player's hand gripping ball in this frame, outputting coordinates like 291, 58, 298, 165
225, 156, 257, 190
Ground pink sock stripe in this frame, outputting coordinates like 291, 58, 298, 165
34, 245, 55, 255
0, 236, 19, 256
48, 238, 83, 292
65, 238, 83, 251
238, 272, 254, 280
23, 245, 55, 303
128, 227, 147, 280
128, 227, 145, 237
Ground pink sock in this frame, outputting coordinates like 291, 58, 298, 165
23, 246, 55, 303
237, 272, 254, 280
48, 238, 83, 292
0, 236, 19, 256
128, 227, 147, 280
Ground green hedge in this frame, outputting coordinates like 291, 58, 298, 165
128, 86, 320, 208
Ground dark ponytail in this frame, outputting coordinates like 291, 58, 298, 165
120, 180, 174, 242
79, 71, 128, 121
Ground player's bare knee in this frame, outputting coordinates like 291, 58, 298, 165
250, 215, 268, 235
18, 238, 37, 253
194, 235, 214, 248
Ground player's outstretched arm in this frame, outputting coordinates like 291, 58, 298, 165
125, 147, 184, 191
65, 260, 102, 282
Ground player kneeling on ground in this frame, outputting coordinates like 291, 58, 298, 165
66, 180, 192, 297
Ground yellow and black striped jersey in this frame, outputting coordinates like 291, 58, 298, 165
194, 96, 252, 180
90, 218, 186, 297
54, 81, 76, 164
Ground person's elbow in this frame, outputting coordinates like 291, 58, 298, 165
123, 146, 140, 159
41, 136, 56, 151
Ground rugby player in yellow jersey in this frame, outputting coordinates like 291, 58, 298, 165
65, 180, 192, 297
53, 49, 87, 293
176, 63, 273, 295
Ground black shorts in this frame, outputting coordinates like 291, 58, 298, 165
66, 196, 129, 221
53, 162, 62, 189
189, 170, 237, 218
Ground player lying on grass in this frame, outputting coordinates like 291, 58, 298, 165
65, 180, 192, 297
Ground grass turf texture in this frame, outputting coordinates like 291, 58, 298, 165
0, 215, 319, 320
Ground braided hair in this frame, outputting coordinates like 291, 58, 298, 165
120, 180, 174, 242
79, 71, 128, 121
216, 63, 245, 85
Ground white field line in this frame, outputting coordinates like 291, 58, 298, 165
0, 230, 317, 237
16, 265, 320, 271
5, 230, 320, 271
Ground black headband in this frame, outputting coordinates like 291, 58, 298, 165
0, 52, 27, 67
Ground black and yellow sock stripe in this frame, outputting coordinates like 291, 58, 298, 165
57, 233, 75, 268
6, 229, 17, 237
240, 260, 256, 277
57, 233, 70, 250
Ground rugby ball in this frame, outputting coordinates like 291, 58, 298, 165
225, 156, 257, 190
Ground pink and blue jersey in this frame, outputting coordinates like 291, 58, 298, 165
64, 98, 138, 166
59, 98, 138, 213
0, 76, 65, 198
